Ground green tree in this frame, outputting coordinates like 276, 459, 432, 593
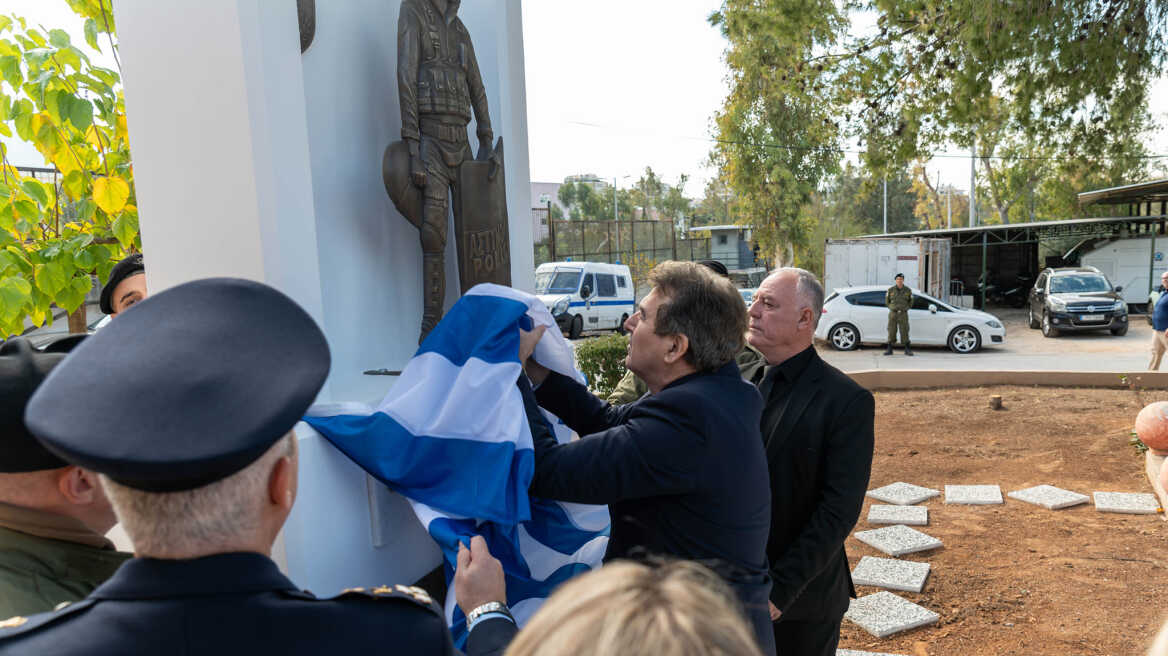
0, 0, 136, 338
708, 1, 846, 267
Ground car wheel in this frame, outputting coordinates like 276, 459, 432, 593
1111, 323, 1129, 336
1028, 306, 1040, 329
948, 325, 982, 353
827, 323, 860, 351
568, 314, 583, 340
1041, 311, 1059, 338
617, 314, 628, 335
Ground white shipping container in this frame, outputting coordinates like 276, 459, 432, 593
1078, 235, 1165, 305
824, 238, 952, 301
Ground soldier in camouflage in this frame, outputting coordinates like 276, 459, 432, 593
884, 273, 913, 356
398, 0, 493, 339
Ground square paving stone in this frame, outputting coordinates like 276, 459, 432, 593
944, 484, 1003, 505
1007, 485, 1089, 510
837, 650, 909, 656
851, 556, 931, 593
844, 591, 940, 638
853, 525, 942, 556
1093, 491, 1160, 514
868, 504, 928, 526
866, 482, 941, 506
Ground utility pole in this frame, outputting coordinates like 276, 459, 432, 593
946, 185, 952, 229
882, 177, 888, 233
969, 142, 977, 227
613, 176, 621, 255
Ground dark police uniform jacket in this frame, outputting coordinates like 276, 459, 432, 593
0, 552, 514, 656
523, 361, 775, 654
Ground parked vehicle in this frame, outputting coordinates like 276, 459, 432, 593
739, 287, 757, 306
1027, 266, 1128, 337
535, 261, 635, 339
815, 285, 1005, 353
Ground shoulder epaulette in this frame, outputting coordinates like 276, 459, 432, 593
280, 584, 440, 613
0, 599, 96, 640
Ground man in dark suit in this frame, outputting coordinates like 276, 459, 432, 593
519, 261, 775, 655
0, 278, 515, 656
742, 268, 874, 656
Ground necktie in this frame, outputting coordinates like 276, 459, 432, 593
757, 365, 780, 403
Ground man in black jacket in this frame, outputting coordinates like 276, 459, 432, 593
742, 268, 874, 656
519, 261, 775, 656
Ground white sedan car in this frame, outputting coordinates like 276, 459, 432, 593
815, 285, 1006, 353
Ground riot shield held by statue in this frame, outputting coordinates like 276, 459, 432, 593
383, 0, 511, 343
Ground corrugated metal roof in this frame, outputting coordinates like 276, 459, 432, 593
1077, 178, 1168, 206
864, 214, 1165, 239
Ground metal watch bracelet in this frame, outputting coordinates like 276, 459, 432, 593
466, 601, 512, 627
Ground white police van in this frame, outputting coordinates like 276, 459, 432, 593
535, 261, 635, 339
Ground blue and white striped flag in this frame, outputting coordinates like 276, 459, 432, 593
304, 284, 610, 647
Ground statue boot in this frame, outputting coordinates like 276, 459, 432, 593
419, 252, 445, 343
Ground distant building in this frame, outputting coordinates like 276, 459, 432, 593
687, 224, 765, 285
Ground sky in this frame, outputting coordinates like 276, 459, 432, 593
3, 1, 1166, 201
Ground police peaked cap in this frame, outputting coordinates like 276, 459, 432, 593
25, 278, 331, 492
0, 338, 70, 473
99, 253, 145, 314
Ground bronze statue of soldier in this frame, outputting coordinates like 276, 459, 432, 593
384, 0, 512, 342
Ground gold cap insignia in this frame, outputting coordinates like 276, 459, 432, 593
342, 587, 366, 594
371, 585, 394, 595
0, 617, 27, 629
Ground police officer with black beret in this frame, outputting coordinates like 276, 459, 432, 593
0, 278, 516, 655
99, 253, 146, 316
0, 338, 128, 619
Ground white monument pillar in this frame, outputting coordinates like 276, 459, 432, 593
114, 0, 533, 593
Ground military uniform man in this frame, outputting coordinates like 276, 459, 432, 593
0, 278, 515, 655
884, 273, 913, 356
398, 0, 494, 339
0, 338, 128, 619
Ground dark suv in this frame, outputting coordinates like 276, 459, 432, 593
1028, 266, 1128, 337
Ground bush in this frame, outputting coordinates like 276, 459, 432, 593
575, 334, 629, 398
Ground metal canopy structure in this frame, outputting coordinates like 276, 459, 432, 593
862, 179, 1168, 308
1076, 178, 1168, 209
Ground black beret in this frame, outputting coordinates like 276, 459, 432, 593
894, 273, 905, 279
0, 338, 69, 473
25, 278, 331, 492
697, 259, 730, 278
99, 253, 145, 314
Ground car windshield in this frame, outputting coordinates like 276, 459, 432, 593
1050, 274, 1110, 294
534, 269, 582, 294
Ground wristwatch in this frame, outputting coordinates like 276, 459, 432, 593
466, 601, 514, 630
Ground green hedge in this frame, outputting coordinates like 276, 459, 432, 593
575, 334, 629, 398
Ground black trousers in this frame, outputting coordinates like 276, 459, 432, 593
772, 616, 842, 656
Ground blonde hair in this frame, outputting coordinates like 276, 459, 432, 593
505, 560, 763, 656
101, 434, 294, 557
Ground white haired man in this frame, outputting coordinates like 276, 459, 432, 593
742, 268, 874, 656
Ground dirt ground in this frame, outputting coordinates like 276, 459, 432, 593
838, 385, 1168, 656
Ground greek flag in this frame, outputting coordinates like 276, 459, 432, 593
304, 284, 610, 648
